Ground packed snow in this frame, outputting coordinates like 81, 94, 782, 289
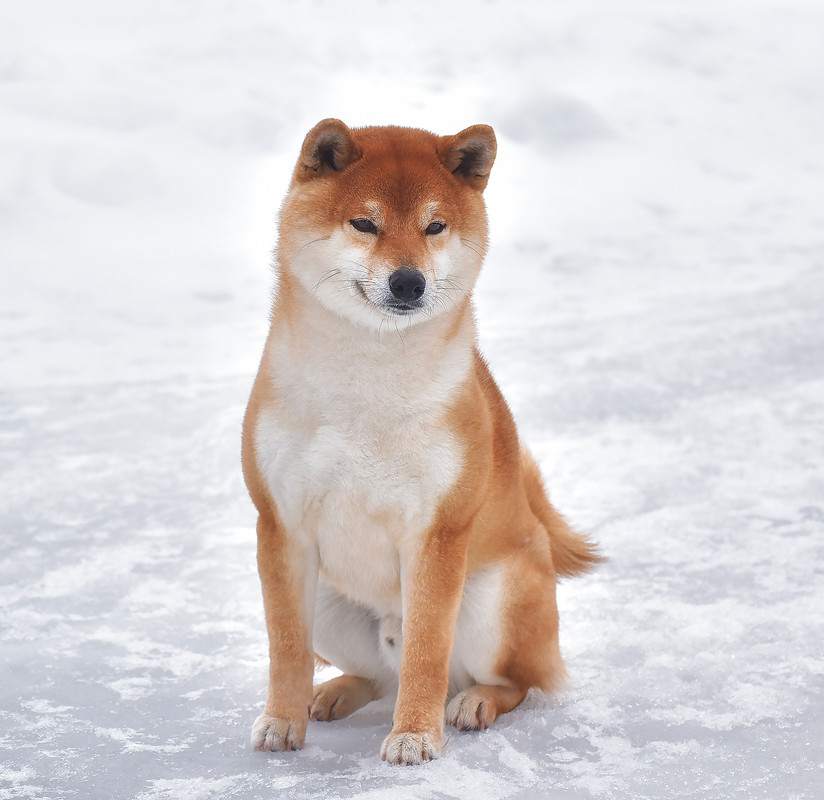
1, 1, 822, 798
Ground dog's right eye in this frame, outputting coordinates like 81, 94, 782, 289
350, 219, 378, 234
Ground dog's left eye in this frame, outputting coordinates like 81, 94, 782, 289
425, 221, 446, 235
350, 218, 378, 234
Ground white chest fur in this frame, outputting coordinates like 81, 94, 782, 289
254, 307, 472, 613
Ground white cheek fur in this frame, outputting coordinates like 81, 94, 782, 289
288, 229, 483, 331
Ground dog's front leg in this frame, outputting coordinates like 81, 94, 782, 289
381, 530, 468, 765
251, 512, 318, 752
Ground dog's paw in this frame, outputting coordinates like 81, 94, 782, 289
380, 730, 442, 765
311, 674, 376, 721
251, 713, 306, 752
446, 689, 492, 731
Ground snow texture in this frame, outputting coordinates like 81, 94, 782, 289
1, 1, 823, 798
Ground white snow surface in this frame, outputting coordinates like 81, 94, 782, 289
1, 1, 823, 798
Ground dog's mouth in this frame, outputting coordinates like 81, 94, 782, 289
385, 301, 422, 315
354, 282, 426, 316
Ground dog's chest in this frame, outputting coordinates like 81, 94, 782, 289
255, 338, 467, 611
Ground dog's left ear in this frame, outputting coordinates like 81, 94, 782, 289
295, 118, 362, 181
438, 125, 497, 191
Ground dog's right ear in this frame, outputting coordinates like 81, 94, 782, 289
295, 119, 362, 181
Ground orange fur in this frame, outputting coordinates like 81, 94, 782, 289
242, 119, 601, 765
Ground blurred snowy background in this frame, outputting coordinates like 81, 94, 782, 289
1, 1, 822, 798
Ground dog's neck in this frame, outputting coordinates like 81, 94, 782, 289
266, 268, 477, 418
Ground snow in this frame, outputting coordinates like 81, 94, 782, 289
1, 1, 823, 798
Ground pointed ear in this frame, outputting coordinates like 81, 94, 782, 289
295, 118, 362, 181
438, 124, 497, 191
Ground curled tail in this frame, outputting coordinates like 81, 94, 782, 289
521, 448, 605, 577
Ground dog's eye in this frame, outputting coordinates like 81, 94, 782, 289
350, 218, 378, 234
425, 221, 446, 235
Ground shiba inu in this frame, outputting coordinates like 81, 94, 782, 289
242, 119, 601, 766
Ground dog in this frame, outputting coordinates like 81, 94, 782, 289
241, 119, 601, 766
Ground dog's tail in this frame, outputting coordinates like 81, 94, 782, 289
521, 448, 605, 577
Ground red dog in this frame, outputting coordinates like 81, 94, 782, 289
242, 119, 600, 765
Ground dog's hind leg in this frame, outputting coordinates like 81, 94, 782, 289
311, 582, 397, 721
446, 553, 564, 733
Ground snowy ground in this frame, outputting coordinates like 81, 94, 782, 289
1, 1, 823, 798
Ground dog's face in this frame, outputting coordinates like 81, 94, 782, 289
277, 120, 496, 330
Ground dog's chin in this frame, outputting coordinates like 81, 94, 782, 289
354, 282, 431, 322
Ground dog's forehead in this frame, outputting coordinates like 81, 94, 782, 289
347, 151, 456, 216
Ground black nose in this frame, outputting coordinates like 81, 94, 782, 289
389, 268, 426, 301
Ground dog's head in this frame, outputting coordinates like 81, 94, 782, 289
277, 119, 496, 330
